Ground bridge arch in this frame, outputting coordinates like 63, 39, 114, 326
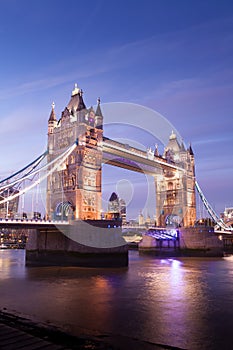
165, 214, 182, 227
55, 201, 75, 220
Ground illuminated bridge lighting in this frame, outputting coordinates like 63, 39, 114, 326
145, 227, 179, 240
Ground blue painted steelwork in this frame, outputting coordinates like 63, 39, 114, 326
145, 227, 179, 240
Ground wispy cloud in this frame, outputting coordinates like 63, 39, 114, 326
194, 135, 233, 146
1, 14, 233, 105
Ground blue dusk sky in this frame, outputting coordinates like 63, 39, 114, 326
0, 0, 233, 219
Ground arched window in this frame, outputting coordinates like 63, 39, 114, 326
168, 182, 173, 190
55, 201, 74, 220
70, 155, 75, 164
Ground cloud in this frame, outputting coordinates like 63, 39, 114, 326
194, 134, 233, 147
1, 14, 233, 106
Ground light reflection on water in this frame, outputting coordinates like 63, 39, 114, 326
0, 249, 233, 349
0, 249, 26, 279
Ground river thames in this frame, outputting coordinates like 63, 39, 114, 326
1, 249, 233, 349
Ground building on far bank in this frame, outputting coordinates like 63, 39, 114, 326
138, 211, 156, 227
119, 198, 126, 224
0, 187, 19, 219
222, 207, 233, 224
105, 192, 126, 222
105, 192, 120, 220
138, 211, 145, 226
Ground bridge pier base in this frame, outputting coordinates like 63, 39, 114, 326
25, 220, 128, 267
179, 226, 224, 257
138, 226, 224, 257
138, 235, 180, 256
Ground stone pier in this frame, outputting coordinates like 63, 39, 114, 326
26, 220, 128, 267
179, 226, 223, 257
138, 226, 224, 257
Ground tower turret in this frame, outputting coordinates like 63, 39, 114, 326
95, 97, 103, 129
67, 83, 86, 112
48, 102, 57, 135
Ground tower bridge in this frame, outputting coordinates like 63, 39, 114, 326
0, 84, 232, 265
44, 84, 197, 227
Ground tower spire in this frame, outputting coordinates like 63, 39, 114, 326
95, 97, 103, 129
67, 84, 86, 111
95, 97, 103, 117
154, 143, 159, 157
72, 83, 80, 96
48, 101, 57, 122
188, 142, 194, 155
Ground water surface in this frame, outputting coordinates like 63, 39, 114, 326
1, 249, 233, 349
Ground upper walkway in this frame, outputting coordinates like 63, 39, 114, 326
102, 137, 185, 175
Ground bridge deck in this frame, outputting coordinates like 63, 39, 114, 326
0, 218, 69, 229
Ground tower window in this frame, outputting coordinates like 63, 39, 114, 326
168, 182, 173, 190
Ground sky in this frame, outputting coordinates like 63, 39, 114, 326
0, 0, 233, 220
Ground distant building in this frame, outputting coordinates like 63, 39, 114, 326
223, 207, 233, 222
145, 213, 152, 226
119, 198, 126, 224
105, 192, 126, 222
138, 211, 156, 226
108, 192, 119, 213
0, 187, 19, 219
105, 192, 120, 220
138, 211, 145, 226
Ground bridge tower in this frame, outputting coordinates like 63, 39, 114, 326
155, 131, 196, 227
46, 84, 103, 221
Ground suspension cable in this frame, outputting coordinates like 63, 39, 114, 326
195, 180, 233, 232
0, 142, 77, 205
0, 150, 48, 185
0, 142, 76, 192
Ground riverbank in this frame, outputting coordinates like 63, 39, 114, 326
0, 309, 104, 349
0, 309, 171, 350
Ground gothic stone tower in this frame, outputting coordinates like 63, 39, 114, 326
47, 84, 103, 221
155, 131, 196, 227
